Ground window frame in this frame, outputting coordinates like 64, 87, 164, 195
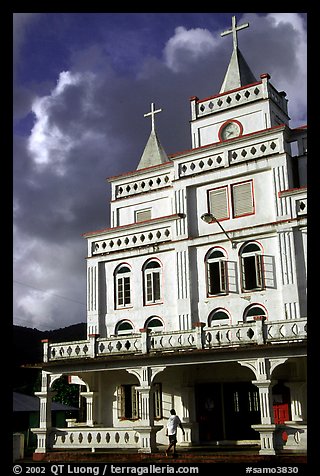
135, 208, 152, 223
115, 264, 132, 309
206, 248, 228, 297
153, 383, 163, 420
115, 320, 134, 335
231, 180, 255, 218
207, 185, 230, 222
117, 384, 139, 420
208, 308, 231, 327
240, 242, 264, 292
143, 260, 163, 305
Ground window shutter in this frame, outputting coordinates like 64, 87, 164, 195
219, 261, 227, 293
232, 182, 254, 217
117, 385, 125, 418
136, 209, 151, 223
255, 254, 264, 289
262, 255, 276, 288
131, 386, 139, 419
226, 261, 238, 293
209, 187, 229, 220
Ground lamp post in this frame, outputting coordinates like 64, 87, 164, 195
201, 213, 237, 248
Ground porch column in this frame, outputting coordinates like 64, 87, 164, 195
240, 358, 286, 455
33, 371, 55, 454
180, 385, 195, 446
251, 379, 276, 455
80, 391, 98, 426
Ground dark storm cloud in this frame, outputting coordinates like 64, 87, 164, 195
13, 13, 307, 330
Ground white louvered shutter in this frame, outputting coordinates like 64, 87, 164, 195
232, 182, 254, 217
208, 187, 229, 220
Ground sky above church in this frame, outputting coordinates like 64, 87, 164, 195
13, 12, 307, 331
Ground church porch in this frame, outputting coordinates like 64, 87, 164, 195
31, 344, 306, 457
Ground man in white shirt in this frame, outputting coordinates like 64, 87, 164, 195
165, 408, 185, 456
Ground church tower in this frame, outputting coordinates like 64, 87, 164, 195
190, 16, 290, 149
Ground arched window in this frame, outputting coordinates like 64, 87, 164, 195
206, 248, 228, 296
115, 264, 131, 308
143, 260, 162, 304
243, 304, 267, 322
208, 309, 230, 327
240, 242, 264, 291
145, 316, 164, 332
115, 320, 134, 335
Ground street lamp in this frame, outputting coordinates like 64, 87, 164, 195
200, 213, 237, 248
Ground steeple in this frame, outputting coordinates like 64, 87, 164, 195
136, 103, 169, 170
219, 15, 257, 93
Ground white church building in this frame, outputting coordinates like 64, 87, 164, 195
32, 16, 307, 457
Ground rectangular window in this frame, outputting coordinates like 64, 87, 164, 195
117, 276, 131, 307
208, 261, 227, 295
117, 385, 139, 419
145, 271, 161, 303
242, 255, 264, 291
135, 209, 152, 223
232, 181, 254, 217
208, 186, 229, 221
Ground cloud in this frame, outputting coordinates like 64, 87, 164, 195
27, 71, 104, 175
163, 26, 218, 73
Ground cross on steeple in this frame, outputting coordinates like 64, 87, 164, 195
221, 15, 249, 51
144, 102, 162, 132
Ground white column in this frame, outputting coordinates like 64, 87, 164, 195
33, 371, 55, 453
80, 391, 98, 426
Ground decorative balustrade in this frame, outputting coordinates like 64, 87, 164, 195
195, 82, 263, 118
179, 152, 225, 177
194, 78, 286, 119
97, 334, 142, 356
44, 318, 307, 363
229, 137, 280, 164
50, 427, 140, 451
115, 172, 171, 199
149, 329, 197, 352
178, 137, 281, 178
204, 321, 258, 348
91, 224, 172, 255
265, 319, 307, 343
48, 340, 92, 361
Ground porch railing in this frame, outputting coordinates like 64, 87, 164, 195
42, 317, 307, 362
50, 427, 140, 451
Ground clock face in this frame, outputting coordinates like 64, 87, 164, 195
220, 121, 242, 140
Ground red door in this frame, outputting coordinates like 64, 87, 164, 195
273, 403, 290, 424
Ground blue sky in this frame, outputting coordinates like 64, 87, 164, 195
13, 12, 307, 330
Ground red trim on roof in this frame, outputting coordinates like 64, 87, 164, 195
278, 186, 307, 197
195, 80, 263, 104
82, 213, 182, 238
107, 160, 173, 182
291, 124, 307, 132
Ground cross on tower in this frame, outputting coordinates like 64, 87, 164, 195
221, 15, 249, 51
144, 102, 162, 132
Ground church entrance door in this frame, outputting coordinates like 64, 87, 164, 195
195, 382, 261, 442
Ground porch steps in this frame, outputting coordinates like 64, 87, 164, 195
32, 447, 307, 464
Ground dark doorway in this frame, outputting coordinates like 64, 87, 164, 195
195, 383, 224, 441
195, 382, 261, 441
223, 382, 261, 439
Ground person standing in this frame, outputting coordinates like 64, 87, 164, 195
165, 408, 185, 456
